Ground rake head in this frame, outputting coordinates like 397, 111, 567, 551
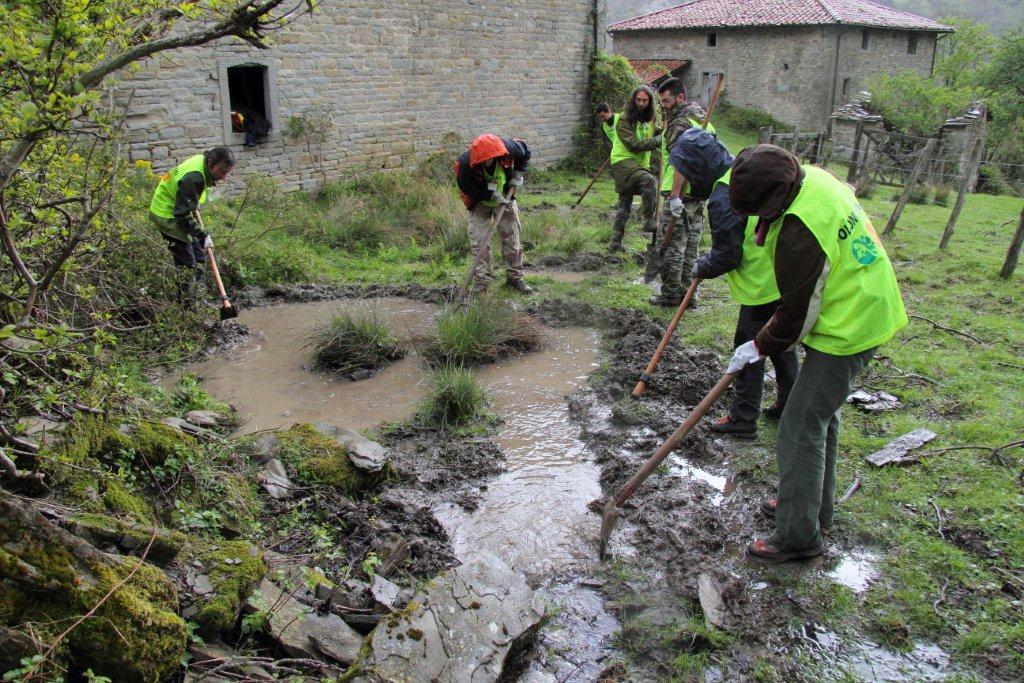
598, 496, 622, 561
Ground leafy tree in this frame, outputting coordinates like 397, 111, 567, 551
0, 2, 315, 430
933, 17, 998, 89
867, 71, 979, 136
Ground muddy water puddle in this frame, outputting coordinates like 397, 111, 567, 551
167, 298, 436, 434
435, 328, 601, 578
172, 297, 620, 673
532, 269, 593, 284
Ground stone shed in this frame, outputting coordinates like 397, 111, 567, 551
122, 1, 607, 191
608, 0, 952, 130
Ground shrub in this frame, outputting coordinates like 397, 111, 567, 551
855, 180, 876, 199
976, 164, 1014, 196
305, 310, 405, 374
417, 365, 489, 428
932, 183, 954, 204
717, 99, 793, 133
908, 183, 930, 204
425, 299, 543, 366
571, 51, 642, 170
170, 374, 228, 413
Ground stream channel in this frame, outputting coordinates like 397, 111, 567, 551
171, 296, 620, 679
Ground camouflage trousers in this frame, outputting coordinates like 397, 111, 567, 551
610, 172, 658, 248
466, 200, 525, 291
657, 194, 704, 301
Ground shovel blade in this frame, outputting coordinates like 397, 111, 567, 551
219, 304, 239, 321
598, 497, 621, 561
643, 245, 663, 284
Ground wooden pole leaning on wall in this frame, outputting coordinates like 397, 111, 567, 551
846, 122, 864, 184
1000, 205, 1024, 279
883, 138, 937, 236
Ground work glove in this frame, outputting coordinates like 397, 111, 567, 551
667, 196, 684, 218
202, 235, 214, 251
509, 172, 524, 188
726, 340, 763, 375
487, 182, 508, 205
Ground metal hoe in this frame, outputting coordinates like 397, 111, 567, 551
599, 371, 735, 560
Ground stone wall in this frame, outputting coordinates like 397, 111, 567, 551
121, 0, 601, 192
611, 25, 937, 130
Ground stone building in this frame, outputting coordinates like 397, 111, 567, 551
122, 1, 607, 191
608, 0, 951, 130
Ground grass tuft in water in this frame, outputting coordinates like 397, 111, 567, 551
306, 310, 405, 374
425, 298, 543, 366
417, 365, 489, 429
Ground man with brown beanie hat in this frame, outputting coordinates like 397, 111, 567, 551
726, 144, 908, 563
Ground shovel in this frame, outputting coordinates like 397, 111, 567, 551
205, 246, 239, 320
599, 370, 735, 560
457, 186, 516, 303
571, 157, 609, 210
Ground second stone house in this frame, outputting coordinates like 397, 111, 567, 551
608, 0, 952, 130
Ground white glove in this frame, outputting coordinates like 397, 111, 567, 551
487, 182, 507, 204
509, 172, 524, 187
202, 235, 214, 251
667, 196, 684, 218
726, 340, 763, 374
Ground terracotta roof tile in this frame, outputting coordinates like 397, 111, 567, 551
608, 0, 952, 33
627, 58, 691, 85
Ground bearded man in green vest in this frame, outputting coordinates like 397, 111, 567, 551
726, 145, 908, 563
608, 85, 661, 252
653, 77, 712, 306
149, 147, 236, 308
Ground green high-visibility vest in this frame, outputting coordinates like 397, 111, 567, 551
602, 114, 618, 144
762, 165, 908, 355
716, 170, 780, 305
149, 154, 209, 220
660, 117, 716, 193
480, 163, 507, 208
610, 119, 653, 169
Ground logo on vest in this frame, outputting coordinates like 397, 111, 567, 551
851, 235, 878, 265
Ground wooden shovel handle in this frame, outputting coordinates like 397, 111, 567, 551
631, 278, 701, 398
616, 371, 735, 506
572, 157, 610, 210
205, 246, 230, 304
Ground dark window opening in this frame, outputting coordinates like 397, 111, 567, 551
908, 34, 918, 54
842, 78, 851, 98
227, 64, 271, 145
707, 32, 717, 47
861, 29, 870, 50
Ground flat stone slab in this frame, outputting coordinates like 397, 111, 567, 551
848, 389, 902, 412
257, 458, 293, 500
866, 428, 938, 467
355, 554, 545, 682
187, 410, 225, 427
246, 578, 364, 665
312, 421, 389, 473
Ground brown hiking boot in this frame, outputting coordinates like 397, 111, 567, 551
709, 415, 757, 439
504, 278, 533, 295
746, 538, 824, 564
762, 402, 784, 420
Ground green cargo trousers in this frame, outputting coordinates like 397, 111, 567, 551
657, 193, 704, 301
770, 345, 877, 551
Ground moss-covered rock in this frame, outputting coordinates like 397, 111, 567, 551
276, 424, 385, 496
101, 478, 153, 523
191, 540, 266, 637
0, 492, 186, 682
66, 512, 187, 564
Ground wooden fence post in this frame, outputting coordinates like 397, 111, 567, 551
1000, 205, 1024, 279
883, 138, 937, 236
759, 125, 773, 145
939, 133, 985, 250
847, 122, 864, 183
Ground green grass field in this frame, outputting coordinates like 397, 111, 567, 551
178, 122, 1024, 675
